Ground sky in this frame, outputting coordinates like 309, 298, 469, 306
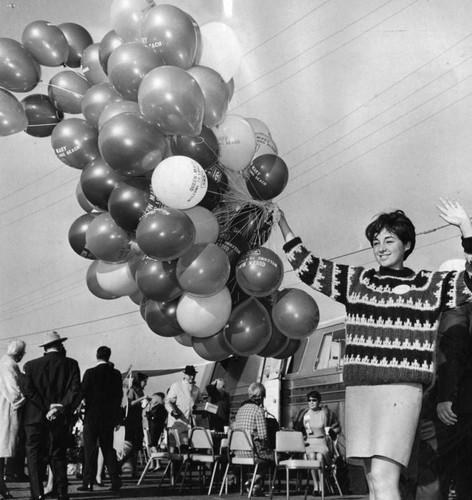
1, 0, 472, 385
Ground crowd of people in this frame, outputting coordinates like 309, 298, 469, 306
2, 198, 472, 499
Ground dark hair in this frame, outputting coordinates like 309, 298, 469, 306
154, 392, 165, 399
96, 346, 111, 362
365, 210, 416, 260
307, 390, 321, 402
132, 372, 148, 388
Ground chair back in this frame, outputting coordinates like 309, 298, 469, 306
227, 428, 254, 454
275, 430, 307, 463
189, 427, 215, 457
167, 427, 182, 452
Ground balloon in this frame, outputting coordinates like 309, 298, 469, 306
80, 157, 127, 211
228, 205, 273, 248
212, 115, 256, 171
272, 338, 301, 359
110, 0, 155, 42
205, 163, 228, 192
216, 230, 251, 269
107, 42, 164, 101
76, 181, 98, 212
51, 118, 99, 169
235, 247, 284, 297
81, 43, 109, 85
97, 100, 141, 131
199, 22, 242, 82
142, 4, 198, 69
192, 331, 232, 362
21, 94, 63, 137
271, 288, 320, 339
98, 112, 167, 177
94, 259, 138, 296
0, 38, 41, 92
176, 287, 232, 338
86, 261, 119, 299
108, 177, 151, 232
187, 66, 229, 127
197, 176, 221, 211
0, 88, 28, 136
257, 323, 290, 358
223, 297, 272, 356
81, 83, 123, 128
68, 213, 97, 260
86, 212, 132, 263
151, 156, 208, 210
48, 70, 91, 114
136, 207, 196, 261
58, 22, 93, 67
226, 78, 234, 102
246, 154, 289, 201
145, 297, 185, 337
183, 206, 219, 244
438, 259, 466, 271
22, 20, 69, 66
176, 243, 230, 297
136, 258, 182, 301
174, 332, 193, 347
246, 117, 278, 158
99, 30, 124, 73
171, 126, 219, 169
138, 65, 204, 136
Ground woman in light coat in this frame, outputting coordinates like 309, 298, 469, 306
0, 340, 26, 499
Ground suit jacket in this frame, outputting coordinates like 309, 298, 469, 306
23, 351, 81, 425
81, 362, 123, 426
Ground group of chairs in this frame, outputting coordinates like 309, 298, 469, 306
136, 427, 343, 499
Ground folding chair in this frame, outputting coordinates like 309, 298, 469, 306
137, 429, 169, 485
219, 428, 273, 499
269, 430, 324, 500
179, 426, 221, 495
157, 427, 187, 490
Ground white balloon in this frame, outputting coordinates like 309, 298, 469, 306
246, 117, 278, 158
151, 156, 208, 209
95, 260, 138, 296
438, 258, 466, 272
183, 206, 219, 244
199, 22, 242, 82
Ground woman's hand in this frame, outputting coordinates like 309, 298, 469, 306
437, 198, 472, 237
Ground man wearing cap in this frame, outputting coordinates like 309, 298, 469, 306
165, 365, 201, 446
23, 331, 81, 500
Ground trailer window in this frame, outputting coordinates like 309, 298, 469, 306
315, 331, 344, 370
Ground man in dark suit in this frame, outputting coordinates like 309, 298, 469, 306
78, 346, 123, 493
23, 331, 81, 500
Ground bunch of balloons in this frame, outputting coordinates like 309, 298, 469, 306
1, 0, 320, 361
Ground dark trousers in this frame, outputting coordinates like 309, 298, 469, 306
82, 421, 120, 487
416, 414, 472, 500
25, 420, 70, 498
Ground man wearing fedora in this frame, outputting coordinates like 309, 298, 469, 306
165, 365, 201, 446
23, 331, 81, 500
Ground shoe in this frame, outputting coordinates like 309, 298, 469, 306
76, 485, 93, 492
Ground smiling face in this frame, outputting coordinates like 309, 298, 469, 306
372, 228, 411, 270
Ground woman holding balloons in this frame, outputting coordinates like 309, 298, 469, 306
277, 199, 472, 500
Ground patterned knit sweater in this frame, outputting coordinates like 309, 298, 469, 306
283, 236, 472, 387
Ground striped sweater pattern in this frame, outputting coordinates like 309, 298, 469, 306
283, 237, 472, 387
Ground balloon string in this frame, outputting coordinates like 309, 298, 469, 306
43, 82, 85, 99
62, 64, 90, 82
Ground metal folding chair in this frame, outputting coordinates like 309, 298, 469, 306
137, 428, 169, 485
157, 427, 187, 490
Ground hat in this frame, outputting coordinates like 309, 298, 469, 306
39, 331, 68, 348
183, 365, 197, 376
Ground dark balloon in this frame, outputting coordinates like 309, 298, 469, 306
145, 297, 185, 337
51, 118, 99, 169
80, 157, 127, 211
81, 83, 123, 128
272, 338, 301, 360
192, 331, 233, 362
136, 257, 182, 301
142, 4, 198, 69
205, 163, 228, 192
81, 43, 109, 84
21, 94, 63, 137
271, 288, 320, 339
48, 70, 91, 114
97, 100, 141, 131
257, 323, 290, 358
76, 181, 98, 212
68, 213, 97, 260
107, 42, 164, 101
108, 177, 151, 232
58, 22, 93, 67
171, 125, 219, 169
0, 88, 28, 136
98, 112, 167, 176
197, 176, 221, 211
223, 297, 272, 356
216, 230, 251, 268
22, 20, 69, 66
0, 38, 41, 92
99, 30, 124, 73
136, 207, 196, 261
246, 154, 289, 201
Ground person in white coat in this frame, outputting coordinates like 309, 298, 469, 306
0, 340, 26, 499
165, 366, 201, 447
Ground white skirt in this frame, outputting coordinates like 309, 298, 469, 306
345, 383, 422, 467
